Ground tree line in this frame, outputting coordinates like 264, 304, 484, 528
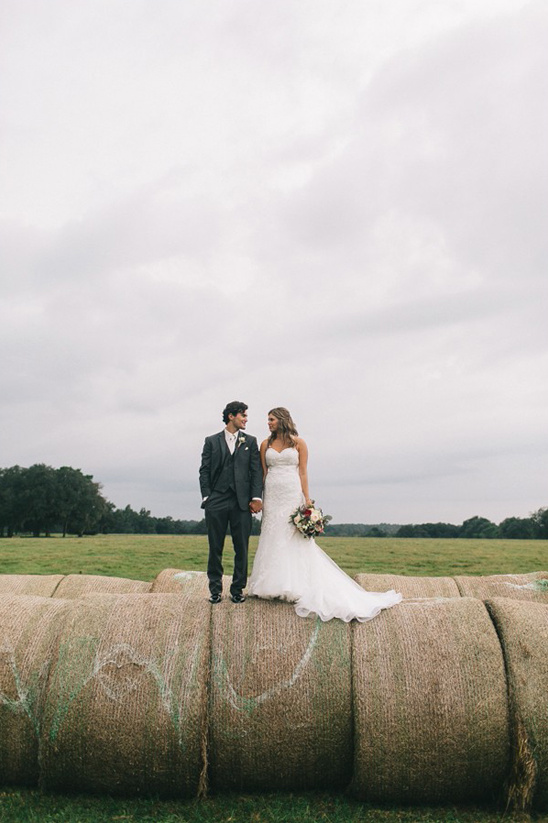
0, 463, 546, 539
326, 511, 548, 540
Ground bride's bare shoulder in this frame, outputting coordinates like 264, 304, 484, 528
260, 438, 270, 450
294, 436, 307, 449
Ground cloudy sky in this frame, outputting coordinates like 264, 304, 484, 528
1, 0, 547, 526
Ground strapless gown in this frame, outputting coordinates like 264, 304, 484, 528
247, 447, 402, 622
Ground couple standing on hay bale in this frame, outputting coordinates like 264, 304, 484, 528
199, 401, 402, 622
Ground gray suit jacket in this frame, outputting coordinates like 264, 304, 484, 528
199, 431, 263, 511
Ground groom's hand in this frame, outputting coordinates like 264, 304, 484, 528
249, 500, 262, 514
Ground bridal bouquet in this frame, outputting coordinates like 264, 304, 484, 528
289, 502, 332, 539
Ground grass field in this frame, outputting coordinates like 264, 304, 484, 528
2, 532, 547, 580
0, 534, 547, 823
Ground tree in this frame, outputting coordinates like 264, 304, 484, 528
367, 526, 387, 537
531, 507, 548, 539
19, 464, 58, 537
395, 525, 417, 537
56, 467, 108, 537
0, 466, 25, 536
459, 516, 499, 539
498, 516, 536, 539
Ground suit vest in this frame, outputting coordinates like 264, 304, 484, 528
212, 445, 236, 493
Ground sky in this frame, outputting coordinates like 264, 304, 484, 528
1, 0, 547, 526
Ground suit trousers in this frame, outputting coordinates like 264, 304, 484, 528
205, 488, 252, 596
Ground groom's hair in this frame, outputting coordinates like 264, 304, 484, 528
222, 401, 248, 424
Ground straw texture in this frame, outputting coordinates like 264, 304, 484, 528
52, 574, 151, 598
2, 570, 548, 804
0, 574, 64, 596
209, 592, 352, 791
39, 592, 209, 797
0, 594, 74, 786
455, 571, 548, 603
355, 573, 459, 600
351, 597, 509, 804
151, 568, 210, 596
486, 598, 548, 811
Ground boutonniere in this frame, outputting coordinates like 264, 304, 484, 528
237, 435, 246, 448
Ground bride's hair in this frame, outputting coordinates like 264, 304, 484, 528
268, 407, 298, 447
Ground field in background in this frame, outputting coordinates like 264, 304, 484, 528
0, 535, 546, 823
1, 533, 546, 581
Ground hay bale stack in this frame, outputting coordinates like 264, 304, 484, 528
151, 568, 210, 596
351, 597, 509, 804
52, 574, 151, 598
209, 596, 352, 792
0, 574, 65, 596
355, 573, 459, 600
486, 598, 548, 811
0, 594, 74, 786
39, 592, 210, 797
455, 571, 548, 603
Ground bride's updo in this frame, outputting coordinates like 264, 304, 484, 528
268, 407, 299, 447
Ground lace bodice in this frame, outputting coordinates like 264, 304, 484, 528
265, 447, 300, 470
262, 447, 303, 528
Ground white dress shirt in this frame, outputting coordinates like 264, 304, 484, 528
225, 428, 237, 454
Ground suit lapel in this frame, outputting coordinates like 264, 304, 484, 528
218, 432, 230, 462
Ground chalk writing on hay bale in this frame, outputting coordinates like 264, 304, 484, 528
455, 572, 548, 603
39, 592, 209, 797
0, 595, 74, 786
151, 568, 209, 595
209, 593, 352, 791
1, 569, 548, 806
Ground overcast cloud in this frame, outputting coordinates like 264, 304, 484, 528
1, 0, 547, 525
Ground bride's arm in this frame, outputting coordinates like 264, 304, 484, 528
260, 439, 269, 481
296, 438, 313, 506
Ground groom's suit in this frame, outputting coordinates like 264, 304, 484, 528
199, 430, 262, 597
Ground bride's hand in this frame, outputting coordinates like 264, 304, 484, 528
305, 498, 314, 508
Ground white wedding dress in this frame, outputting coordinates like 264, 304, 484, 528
247, 447, 402, 622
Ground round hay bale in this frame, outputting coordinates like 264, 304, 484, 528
355, 573, 460, 600
151, 568, 210, 596
0, 594, 74, 786
52, 574, 151, 599
0, 574, 65, 597
455, 571, 548, 603
39, 592, 209, 797
209, 594, 352, 791
351, 597, 510, 804
486, 598, 548, 811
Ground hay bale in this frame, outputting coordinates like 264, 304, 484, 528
52, 574, 151, 599
486, 598, 548, 811
351, 597, 509, 804
455, 571, 548, 603
209, 594, 352, 791
151, 568, 210, 596
355, 573, 460, 600
0, 594, 74, 786
0, 574, 65, 597
39, 592, 209, 797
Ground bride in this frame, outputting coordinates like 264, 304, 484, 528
247, 407, 402, 622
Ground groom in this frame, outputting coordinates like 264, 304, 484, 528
199, 401, 263, 604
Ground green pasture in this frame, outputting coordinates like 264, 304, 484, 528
0, 535, 546, 823
1, 532, 546, 581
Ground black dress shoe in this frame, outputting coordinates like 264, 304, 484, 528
209, 594, 222, 604
230, 593, 246, 604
